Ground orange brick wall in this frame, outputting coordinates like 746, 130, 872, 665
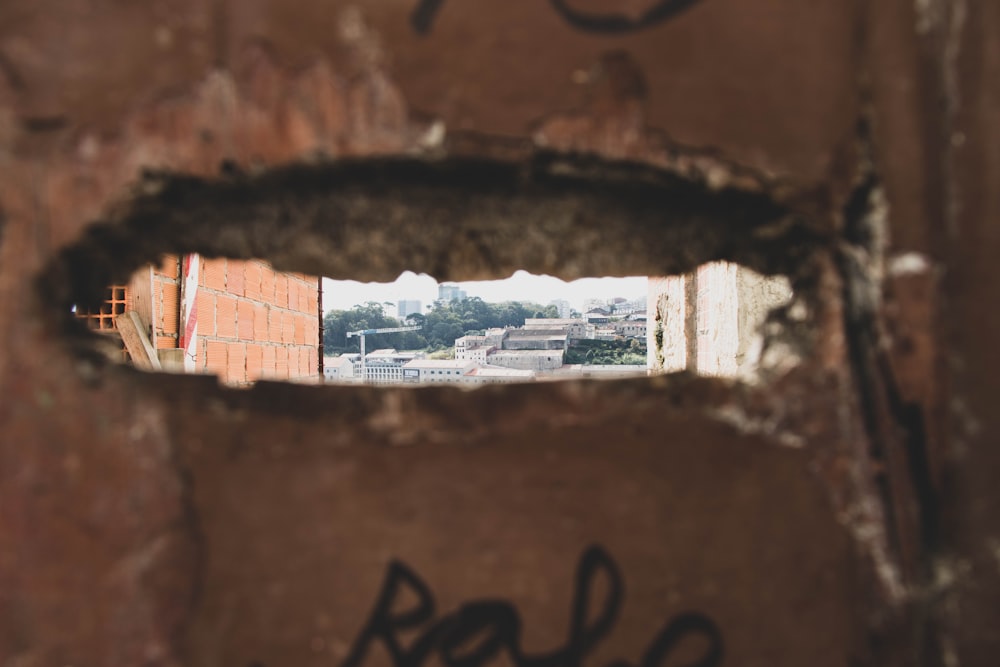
144, 255, 319, 385
192, 258, 319, 385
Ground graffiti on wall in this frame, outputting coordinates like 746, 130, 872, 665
411, 0, 704, 35
342, 545, 723, 667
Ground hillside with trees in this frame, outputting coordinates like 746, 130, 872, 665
564, 339, 646, 366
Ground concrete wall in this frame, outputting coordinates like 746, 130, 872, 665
648, 275, 688, 372
648, 263, 791, 377
487, 350, 565, 372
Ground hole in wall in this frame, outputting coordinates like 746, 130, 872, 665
69, 258, 795, 388
45, 153, 818, 392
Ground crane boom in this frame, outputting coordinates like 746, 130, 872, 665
346, 325, 422, 382
346, 326, 422, 337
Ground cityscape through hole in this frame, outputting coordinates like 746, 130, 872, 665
74, 255, 793, 388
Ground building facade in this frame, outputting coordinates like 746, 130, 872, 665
401, 359, 477, 384
362, 349, 425, 384
401, 359, 535, 385
612, 319, 647, 339
523, 318, 593, 340
437, 283, 467, 302
323, 354, 358, 383
486, 349, 564, 372
398, 300, 422, 319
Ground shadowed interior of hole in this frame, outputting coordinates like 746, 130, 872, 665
41, 154, 815, 388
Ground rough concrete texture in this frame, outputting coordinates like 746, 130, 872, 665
0, 1, 996, 666
646, 264, 791, 377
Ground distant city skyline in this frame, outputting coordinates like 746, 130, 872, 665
321, 271, 648, 315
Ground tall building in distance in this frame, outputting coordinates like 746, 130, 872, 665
549, 299, 572, 318
438, 283, 467, 302
398, 299, 422, 320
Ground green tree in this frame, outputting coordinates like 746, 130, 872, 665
564, 338, 647, 366
323, 302, 422, 353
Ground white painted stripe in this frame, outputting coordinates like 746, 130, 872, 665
179, 254, 200, 372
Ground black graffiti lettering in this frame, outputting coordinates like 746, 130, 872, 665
341, 545, 723, 667
410, 0, 703, 36
640, 612, 723, 667
410, 0, 447, 35
511, 545, 623, 667
341, 560, 439, 667
548, 0, 703, 35
437, 601, 520, 667
565, 546, 623, 665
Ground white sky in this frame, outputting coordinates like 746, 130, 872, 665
322, 271, 648, 314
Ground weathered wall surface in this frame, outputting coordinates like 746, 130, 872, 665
734, 266, 793, 371
647, 263, 791, 376
648, 275, 687, 372
0, 1, 996, 666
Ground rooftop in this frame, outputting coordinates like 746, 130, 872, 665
323, 356, 354, 369
402, 359, 474, 369
488, 349, 564, 357
524, 318, 584, 326
467, 366, 535, 377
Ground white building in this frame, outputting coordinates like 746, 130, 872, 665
523, 318, 593, 340
612, 319, 647, 339
548, 364, 648, 380
455, 334, 486, 353
464, 365, 535, 385
401, 359, 476, 384
455, 344, 495, 363
455, 331, 506, 360
323, 354, 358, 383
503, 331, 567, 351
594, 328, 618, 341
363, 349, 425, 384
486, 349, 564, 372
400, 359, 535, 385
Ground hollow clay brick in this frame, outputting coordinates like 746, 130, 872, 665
205, 340, 227, 376
246, 344, 263, 381
226, 343, 246, 383
203, 258, 227, 292
237, 300, 254, 341
215, 295, 237, 339
226, 262, 245, 297
196, 293, 216, 338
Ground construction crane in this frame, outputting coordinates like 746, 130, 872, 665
347, 325, 422, 382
